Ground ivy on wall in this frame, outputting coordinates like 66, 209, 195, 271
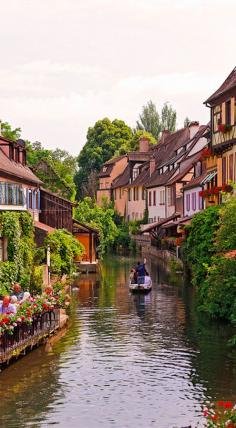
0, 212, 35, 295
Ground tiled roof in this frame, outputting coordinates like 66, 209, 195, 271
141, 213, 181, 233
128, 164, 150, 187
146, 168, 178, 188
0, 149, 42, 184
127, 152, 152, 162
167, 152, 202, 186
40, 188, 75, 205
98, 164, 114, 178
98, 155, 127, 177
112, 164, 131, 188
34, 220, 55, 233
205, 67, 236, 104
183, 171, 208, 190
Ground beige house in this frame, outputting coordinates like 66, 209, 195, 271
97, 155, 128, 206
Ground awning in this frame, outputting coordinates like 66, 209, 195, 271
200, 170, 217, 185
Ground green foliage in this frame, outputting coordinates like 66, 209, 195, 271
216, 196, 236, 252
114, 222, 131, 251
200, 256, 236, 321
30, 265, 44, 294
45, 229, 84, 276
26, 141, 77, 200
75, 118, 133, 198
75, 197, 118, 256
0, 212, 35, 295
184, 117, 191, 128
116, 130, 156, 155
136, 100, 177, 140
1, 121, 21, 141
183, 206, 220, 286
161, 102, 176, 133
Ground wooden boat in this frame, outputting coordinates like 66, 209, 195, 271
129, 277, 152, 293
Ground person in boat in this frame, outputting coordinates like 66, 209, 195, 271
130, 268, 137, 284
136, 261, 146, 285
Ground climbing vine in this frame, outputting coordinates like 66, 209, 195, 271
0, 212, 35, 295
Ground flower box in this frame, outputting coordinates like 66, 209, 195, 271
218, 123, 232, 133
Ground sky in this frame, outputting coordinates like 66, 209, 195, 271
0, 0, 235, 155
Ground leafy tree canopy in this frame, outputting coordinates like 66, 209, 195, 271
75, 118, 133, 199
136, 100, 177, 139
1, 121, 22, 141
75, 197, 118, 256
116, 130, 156, 156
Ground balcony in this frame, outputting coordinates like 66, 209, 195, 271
0, 182, 25, 208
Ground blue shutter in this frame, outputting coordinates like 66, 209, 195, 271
38, 190, 41, 210
26, 188, 29, 208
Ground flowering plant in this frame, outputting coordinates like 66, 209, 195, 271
201, 148, 212, 159
203, 401, 236, 427
0, 291, 70, 336
218, 124, 232, 133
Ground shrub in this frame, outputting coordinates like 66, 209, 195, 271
45, 229, 84, 276
30, 265, 44, 294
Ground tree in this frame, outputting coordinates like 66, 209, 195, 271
136, 100, 177, 140
184, 117, 191, 128
136, 100, 161, 140
161, 102, 176, 132
116, 130, 157, 155
1, 121, 21, 141
75, 197, 118, 256
75, 118, 132, 199
26, 142, 77, 200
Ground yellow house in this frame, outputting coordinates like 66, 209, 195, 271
204, 67, 236, 205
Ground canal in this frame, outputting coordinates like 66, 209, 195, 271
1, 256, 236, 428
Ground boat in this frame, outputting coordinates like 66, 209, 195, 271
129, 277, 152, 293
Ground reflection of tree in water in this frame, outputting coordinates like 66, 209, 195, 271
0, 301, 81, 428
181, 285, 236, 401
0, 347, 61, 428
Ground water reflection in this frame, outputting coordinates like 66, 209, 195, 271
1, 255, 236, 428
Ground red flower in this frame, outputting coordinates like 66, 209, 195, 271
217, 400, 224, 407
211, 414, 218, 421
224, 401, 233, 408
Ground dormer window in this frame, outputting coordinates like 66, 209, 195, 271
9, 145, 14, 160
15, 148, 19, 163
103, 166, 107, 172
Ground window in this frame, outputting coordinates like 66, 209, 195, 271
226, 100, 231, 125
0, 183, 24, 206
186, 194, 190, 212
153, 190, 156, 206
213, 105, 222, 132
192, 192, 196, 211
102, 166, 107, 172
199, 194, 203, 210
222, 157, 227, 184
15, 148, 19, 163
142, 187, 146, 200
229, 154, 234, 181
9, 145, 14, 160
154, 216, 156, 222
114, 189, 116, 200
168, 186, 175, 206
28, 190, 33, 209
119, 187, 122, 199
149, 191, 152, 206
128, 189, 131, 201
133, 168, 139, 181
160, 190, 165, 205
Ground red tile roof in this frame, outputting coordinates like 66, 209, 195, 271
146, 168, 178, 188
112, 164, 131, 188
205, 67, 236, 104
0, 148, 42, 185
141, 213, 181, 233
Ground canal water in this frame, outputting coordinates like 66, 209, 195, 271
1, 256, 236, 428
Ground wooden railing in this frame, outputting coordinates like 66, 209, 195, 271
0, 309, 60, 364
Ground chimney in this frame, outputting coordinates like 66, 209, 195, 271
161, 129, 170, 143
149, 157, 156, 177
189, 121, 199, 140
139, 136, 150, 152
